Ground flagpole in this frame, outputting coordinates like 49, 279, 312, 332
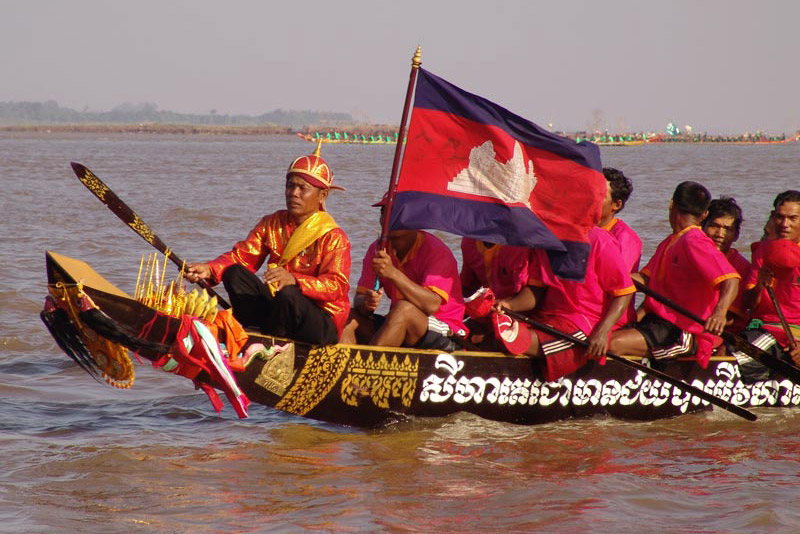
379, 45, 422, 250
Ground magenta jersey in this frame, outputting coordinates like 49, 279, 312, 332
746, 241, 800, 328
603, 217, 642, 273
726, 248, 751, 328
641, 226, 740, 334
528, 227, 635, 334
459, 238, 531, 300
358, 231, 467, 335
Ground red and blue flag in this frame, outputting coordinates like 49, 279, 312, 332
390, 68, 606, 280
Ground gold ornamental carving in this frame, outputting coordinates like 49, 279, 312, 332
128, 215, 156, 245
274, 344, 351, 416
340, 351, 419, 409
47, 283, 135, 388
254, 343, 295, 396
78, 169, 109, 202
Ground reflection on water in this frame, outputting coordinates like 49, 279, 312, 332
2, 133, 800, 533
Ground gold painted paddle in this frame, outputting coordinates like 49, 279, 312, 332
69, 162, 231, 309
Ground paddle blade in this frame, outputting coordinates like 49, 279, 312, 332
69, 162, 170, 255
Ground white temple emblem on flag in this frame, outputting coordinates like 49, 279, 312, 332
446, 140, 536, 207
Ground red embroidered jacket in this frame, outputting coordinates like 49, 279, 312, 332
207, 210, 351, 336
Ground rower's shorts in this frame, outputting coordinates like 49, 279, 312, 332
415, 316, 459, 351
535, 315, 589, 381
634, 313, 696, 360
732, 327, 782, 383
373, 314, 459, 352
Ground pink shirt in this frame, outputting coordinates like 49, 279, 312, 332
528, 227, 635, 333
603, 217, 642, 273
459, 238, 531, 300
358, 231, 467, 335
726, 248, 751, 330
641, 226, 740, 334
746, 241, 800, 330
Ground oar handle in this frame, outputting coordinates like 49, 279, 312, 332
70, 162, 230, 309
766, 285, 798, 350
634, 280, 704, 323
634, 279, 800, 384
504, 310, 756, 421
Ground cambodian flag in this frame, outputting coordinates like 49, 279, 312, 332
389, 68, 606, 280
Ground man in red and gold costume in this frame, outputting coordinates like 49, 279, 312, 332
186, 143, 351, 345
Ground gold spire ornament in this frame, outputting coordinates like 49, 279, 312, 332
412, 45, 422, 69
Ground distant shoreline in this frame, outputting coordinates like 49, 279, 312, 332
0, 122, 400, 136
1, 123, 796, 145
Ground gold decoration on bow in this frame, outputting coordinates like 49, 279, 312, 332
340, 351, 419, 409
48, 282, 134, 389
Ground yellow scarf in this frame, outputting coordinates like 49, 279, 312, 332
280, 211, 339, 265
267, 211, 339, 294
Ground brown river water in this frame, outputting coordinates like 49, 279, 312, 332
1, 132, 800, 533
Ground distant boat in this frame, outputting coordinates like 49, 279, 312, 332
296, 132, 399, 145
574, 135, 652, 147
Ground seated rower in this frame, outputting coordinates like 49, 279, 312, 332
599, 167, 641, 327
459, 237, 531, 345
737, 190, 800, 375
186, 143, 351, 346
702, 196, 750, 334
460, 238, 531, 301
609, 181, 740, 366
496, 226, 635, 381
340, 195, 467, 351
599, 167, 642, 273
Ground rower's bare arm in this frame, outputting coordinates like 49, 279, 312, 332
790, 344, 800, 367
631, 272, 647, 285
373, 250, 442, 315
587, 292, 634, 357
495, 285, 545, 313
743, 266, 772, 309
707, 277, 739, 335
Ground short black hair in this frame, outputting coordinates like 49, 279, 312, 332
704, 196, 743, 233
773, 190, 800, 209
672, 181, 711, 216
603, 167, 633, 211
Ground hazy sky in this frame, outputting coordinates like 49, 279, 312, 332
3, 0, 798, 134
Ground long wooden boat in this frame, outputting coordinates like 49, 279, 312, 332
594, 140, 647, 147
296, 132, 398, 145
41, 251, 800, 428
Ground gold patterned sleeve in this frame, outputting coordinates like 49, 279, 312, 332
294, 229, 351, 303
207, 215, 272, 284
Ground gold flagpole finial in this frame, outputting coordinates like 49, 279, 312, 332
412, 45, 422, 69
313, 138, 323, 157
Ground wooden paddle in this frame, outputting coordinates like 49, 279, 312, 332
766, 285, 798, 350
634, 280, 800, 384
69, 162, 231, 309
504, 310, 757, 421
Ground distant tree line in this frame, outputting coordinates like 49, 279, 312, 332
0, 100, 354, 129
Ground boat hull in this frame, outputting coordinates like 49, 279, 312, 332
44, 251, 800, 428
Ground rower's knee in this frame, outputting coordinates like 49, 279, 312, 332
384, 300, 420, 325
609, 328, 649, 357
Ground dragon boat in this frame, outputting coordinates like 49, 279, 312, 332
41, 251, 800, 428
296, 132, 398, 145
